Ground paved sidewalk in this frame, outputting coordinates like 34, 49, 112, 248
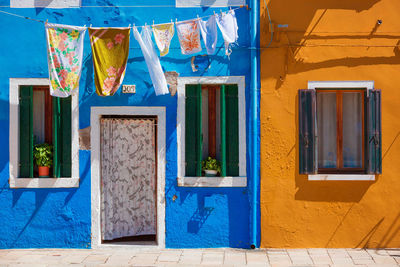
0, 248, 399, 266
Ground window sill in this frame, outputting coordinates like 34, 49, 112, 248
9, 177, 80, 188
308, 174, 375, 181
177, 176, 247, 187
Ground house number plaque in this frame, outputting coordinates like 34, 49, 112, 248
122, 85, 136, 94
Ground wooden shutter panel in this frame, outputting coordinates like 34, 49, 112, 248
53, 96, 72, 178
366, 89, 382, 174
185, 84, 202, 176
298, 89, 317, 174
225, 84, 239, 176
220, 85, 227, 176
19, 86, 33, 178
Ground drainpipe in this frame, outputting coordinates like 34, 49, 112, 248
249, 0, 260, 249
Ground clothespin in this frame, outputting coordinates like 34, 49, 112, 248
152, 20, 155, 26
45, 19, 48, 24
229, 6, 232, 10
213, 11, 216, 16
89, 24, 92, 28
128, 23, 131, 29
175, 18, 178, 24
197, 14, 200, 21
171, 19, 173, 24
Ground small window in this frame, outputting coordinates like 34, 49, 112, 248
19, 86, 72, 178
185, 84, 239, 177
298, 87, 382, 175
317, 89, 365, 173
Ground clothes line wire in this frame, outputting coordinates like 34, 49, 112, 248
0, 6, 245, 28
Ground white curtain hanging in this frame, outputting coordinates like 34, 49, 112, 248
101, 118, 157, 240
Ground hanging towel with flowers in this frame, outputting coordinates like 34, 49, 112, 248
46, 23, 86, 98
152, 22, 175, 57
133, 26, 169, 96
216, 10, 239, 56
199, 15, 218, 55
176, 19, 202, 55
89, 27, 130, 96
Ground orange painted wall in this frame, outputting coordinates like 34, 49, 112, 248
260, 0, 400, 248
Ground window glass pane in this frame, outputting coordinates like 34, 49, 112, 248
342, 92, 363, 168
317, 92, 337, 168
32, 90, 45, 144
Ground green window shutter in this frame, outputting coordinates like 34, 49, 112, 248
220, 85, 227, 177
366, 89, 382, 174
53, 96, 72, 178
298, 89, 317, 174
185, 84, 202, 176
19, 86, 33, 178
225, 84, 239, 176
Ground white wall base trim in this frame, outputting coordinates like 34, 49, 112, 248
308, 175, 375, 181
177, 176, 247, 187
9, 178, 79, 188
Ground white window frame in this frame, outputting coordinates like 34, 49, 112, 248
177, 76, 247, 187
90, 106, 166, 249
10, 0, 81, 8
308, 80, 375, 181
9, 78, 79, 188
176, 0, 245, 7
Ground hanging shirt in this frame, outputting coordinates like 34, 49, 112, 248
152, 22, 175, 57
45, 23, 86, 98
176, 19, 202, 55
133, 26, 169, 96
89, 27, 130, 96
199, 15, 218, 55
216, 10, 239, 56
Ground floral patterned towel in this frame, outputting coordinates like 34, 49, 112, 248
152, 23, 174, 57
46, 23, 86, 98
176, 19, 202, 55
89, 27, 130, 96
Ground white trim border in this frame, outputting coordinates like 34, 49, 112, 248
177, 176, 247, 187
90, 106, 166, 249
9, 78, 79, 188
307, 80, 375, 181
177, 76, 247, 186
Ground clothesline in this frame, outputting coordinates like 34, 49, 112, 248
0, 6, 245, 28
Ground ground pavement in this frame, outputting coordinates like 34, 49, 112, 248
0, 248, 399, 266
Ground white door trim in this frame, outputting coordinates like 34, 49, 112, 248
90, 106, 166, 249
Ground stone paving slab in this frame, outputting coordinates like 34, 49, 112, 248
0, 248, 399, 266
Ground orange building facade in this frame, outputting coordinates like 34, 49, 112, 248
260, 0, 400, 248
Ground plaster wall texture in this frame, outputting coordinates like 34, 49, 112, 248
0, 0, 254, 248
260, 0, 400, 248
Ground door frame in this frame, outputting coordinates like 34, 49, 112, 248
91, 106, 166, 248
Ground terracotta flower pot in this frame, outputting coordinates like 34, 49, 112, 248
38, 166, 50, 178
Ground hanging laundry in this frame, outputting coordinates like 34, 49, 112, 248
89, 27, 130, 96
199, 15, 218, 55
133, 26, 169, 96
176, 19, 202, 55
216, 10, 239, 56
152, 23, 175, 57
45, 23, 86, 98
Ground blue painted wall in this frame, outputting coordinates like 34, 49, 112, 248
0, 0, 256, 248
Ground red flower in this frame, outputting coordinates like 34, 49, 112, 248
114, 33, 125, 44
58, 41, 67, 52
59, 32, 68, 41
59, 69, 68, 79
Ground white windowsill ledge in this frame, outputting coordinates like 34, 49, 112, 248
9, 177, 80, 188
308, 175, 375, 181
177, 176, 247, 187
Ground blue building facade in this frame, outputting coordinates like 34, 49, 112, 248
0, 0, 260, 249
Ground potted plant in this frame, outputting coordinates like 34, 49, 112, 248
33, 143, 53, 178
201, 157, 221, 177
